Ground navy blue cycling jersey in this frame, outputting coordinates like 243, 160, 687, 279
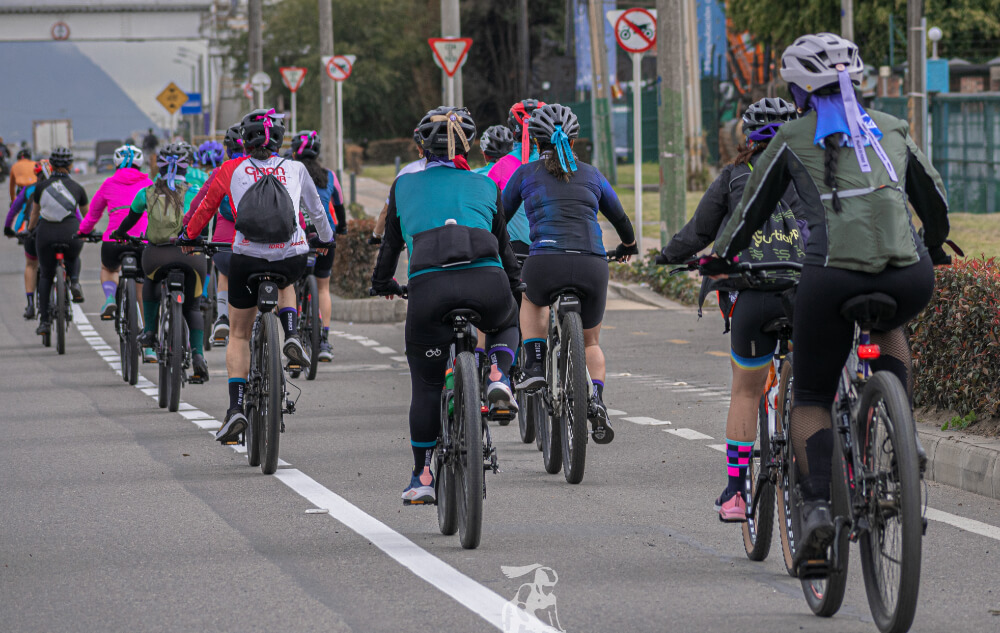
501, 160, 633, 256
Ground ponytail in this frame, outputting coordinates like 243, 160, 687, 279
823, 135, 842, 214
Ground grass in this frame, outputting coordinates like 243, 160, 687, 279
947, 213, 1000, 258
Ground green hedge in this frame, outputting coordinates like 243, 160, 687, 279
911, 257, 1000, 420
331, 217, 379, 299
608, 249, 700, 305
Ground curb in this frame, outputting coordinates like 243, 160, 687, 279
608, 280, 694, 311
918, 425, 1000, 500
332, 295, 406, 323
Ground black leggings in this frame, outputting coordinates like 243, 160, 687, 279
142, 245, 207, 336
36, 218, 82, 322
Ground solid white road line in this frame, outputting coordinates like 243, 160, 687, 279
623, 416, 672, 426
707, 444, 727, 453
926, 508, 1000, 542
664, 428, 714, 441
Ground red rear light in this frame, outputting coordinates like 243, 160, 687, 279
176, 295, 184, 304
858, 344, 881, 360
480, 405, 489, 414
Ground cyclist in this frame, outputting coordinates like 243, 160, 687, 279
291, 129, 348, 362
9, 148, 37, 203
182, 108, 334, 444
371, 127, 426, 244
184, 125, 245, 344
79, 145, 153, 320
180, 142, 207, 190
197, 140, 225, 171
5, 160, 52, 319
710, 33, 950, 568
26, 148, 89, 336
502, 103, 637, 444
473, 125, 514, 175
657, 98, 806, 522
111, 142, 208, 380
141, 128, 159, 175
371, 106, 522, 504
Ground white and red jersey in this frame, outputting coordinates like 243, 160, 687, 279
186, 155, 334, 261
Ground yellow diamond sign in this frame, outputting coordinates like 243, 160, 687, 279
157, 82, 189, 114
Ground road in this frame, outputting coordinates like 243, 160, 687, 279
2, 182, 999, 632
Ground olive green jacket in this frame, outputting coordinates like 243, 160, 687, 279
715, 110, 949, 273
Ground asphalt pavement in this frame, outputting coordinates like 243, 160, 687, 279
2, 186, 1000, 632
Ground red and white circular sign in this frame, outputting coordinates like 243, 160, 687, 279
325, 55, 353, 82
614, 8, 656, 54
243, 82, 254, 99
51, 21, 71, 41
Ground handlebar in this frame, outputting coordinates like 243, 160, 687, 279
368, 284, 408, 299
670, 257, 803, 278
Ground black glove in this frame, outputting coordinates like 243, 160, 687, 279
110, 229, 128, 242
175, 228, 197, 246
653, 248, 671, 266
336, 226, 348, 235
3, 226, 14, 238
372, 279, 404, 297
309, 233, 334, 249
611, 242, 639, 261
367, 233, 382, 246
928, 244, 952, 266
698, 256, 738, 276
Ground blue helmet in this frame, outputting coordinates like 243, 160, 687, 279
198, 140, 225, 167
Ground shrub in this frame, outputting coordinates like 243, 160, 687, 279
365, 138, 420, 165
331, 217, 380, 299
608, 249, 701, 305
910, 257, 1000, 420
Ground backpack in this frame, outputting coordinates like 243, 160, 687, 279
235, 158, 296, 243
144, 182, 189, 245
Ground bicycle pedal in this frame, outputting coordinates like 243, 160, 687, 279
403, 498, 434, 506
220, 440, 240, 446
796, 559, 832, 580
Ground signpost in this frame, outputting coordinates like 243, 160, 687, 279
156, 82, 188, 138
51, 21, 70, 41
250, 71, 271, 109
607, 8, 656, 256
322, 55, 356, 182
428, 37, 472, 106
180, 92, 202, 115
279, 66, 307, 135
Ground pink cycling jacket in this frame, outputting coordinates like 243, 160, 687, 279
80, 168, 153, 240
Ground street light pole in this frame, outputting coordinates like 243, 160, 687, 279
907, 0, 926, 151
318, 0, 338, 172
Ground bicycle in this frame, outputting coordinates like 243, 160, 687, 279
290, 246, 322, 381
786, 292, 924, 632
40, 234, 101, 355
110, 236, 146, 385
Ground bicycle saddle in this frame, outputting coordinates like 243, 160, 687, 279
48, 242, 73, 251
247, 272, 288, 286
839, 292, 897, 328
548, 286, 585, 304
760, 316, 792, 336
442, 308, 481, 325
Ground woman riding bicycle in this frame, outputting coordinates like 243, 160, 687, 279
473, 125, 514, 176
371, 106, 522, 504
502, 103, 637, 444
112, 142, 209, 382
27, 147, 90, 336
710, 33, 950, 568
658, 98, 807, 522
5, 159, 52, 320
79, 144, 153, 321
290, 129, 347, 362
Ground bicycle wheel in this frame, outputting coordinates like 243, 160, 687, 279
304, 275, 321, 381
437, 386, 458, 535
775, 354, 799, 577
203, 276, 214, 352
857, 372, 922, 633
515, 349, 536, 443
122, 280, 140, 385
166, 298, 184, 412
55, 269, 66, 355
558, 311, 588, 484
742, 394, 775, 561
157, 304, 168, 409
454, 351, 483, 549
245, 324, 262, 468
800, 416, 850, 618
541, 342, 562, 474
258, 312, 283, 475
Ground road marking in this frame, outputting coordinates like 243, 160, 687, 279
665, 428, 714, 440
391, 355, 408, 362
705, 351, 729, 357
606, 409, 627, 416
926, 508, 1000, 542
274, 468, 560, 633
667, 339, 689, 344
374, 346, 396, 354
623, 416, 671, 426
707, 444, 727, 453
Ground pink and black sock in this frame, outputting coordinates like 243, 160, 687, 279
726, 439, 754, 496
278, 307, 296, 339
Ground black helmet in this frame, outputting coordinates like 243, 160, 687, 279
507, 99, 546, 136
241, 108, 285, 151
223, 124, 244, 156
49, 147, 73, 168
742, 98, 798, 134
157, 142, 191, 170
291, 130, 320, 159
173, 141, 196, 165
416, 106, 476, 159
528, 104, 580, 144
16, 148, 32, 160
480, 125, 514, 159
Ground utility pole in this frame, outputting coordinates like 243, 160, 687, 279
318, 0, 338, 171
841, 0, 854, 41
518, 0, 529, 97
441, 0, 463, 106
907, 0, 926, 151
588, 0, 616, 184
248, 0, 263, 82
656, 0, 685, 246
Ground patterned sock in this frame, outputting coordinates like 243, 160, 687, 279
102, 281, 117, 300
592, 379, 605, 399
217, 290, 228, 318
278, 307, 296, 339
524, 338, 546, 369
474, 348, 486, 369
488, 345, 515, 376
726, 439, 754, 495
228, 378, 246, 411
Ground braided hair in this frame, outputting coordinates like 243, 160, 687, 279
823, 135, 842, 213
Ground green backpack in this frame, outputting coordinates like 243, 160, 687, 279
144, 182, 189, 245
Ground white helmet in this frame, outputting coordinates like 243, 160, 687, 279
113, 144, 144, 169
780, 33, 864, 94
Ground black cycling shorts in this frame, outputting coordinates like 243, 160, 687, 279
522, 253, 609, 329
212, 250, 232, 277
101, 241, 143, 272
729, 289, 786, 370
228, 253, 307, 310
141, 244, 207, 302
23, 234, 37, 260
313, 245, 335, 279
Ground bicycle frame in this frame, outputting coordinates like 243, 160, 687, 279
545, 293, 593, 418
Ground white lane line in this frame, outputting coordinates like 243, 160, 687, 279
606, 409, 627, 416
926, 508, 1000, 542
664, 428, 714, 441
623, 416, 672, 426
274, 469, 560, 633
179, 410, 214, 420
374, 346, 396, 354
707, 444, 727, 453
358, 340, 379, 347
391, 356, 408, 363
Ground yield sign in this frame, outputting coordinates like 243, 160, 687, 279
428, 37, 472, 77
607, 8, 657, 54
323, 55, 355, 82
279, 66, 308, 92
156, 82, 188, 114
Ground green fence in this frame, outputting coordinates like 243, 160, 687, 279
566, 88, 658, 163
930, 94, 1000, 214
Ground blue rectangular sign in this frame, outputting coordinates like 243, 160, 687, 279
181, 93, 202, 115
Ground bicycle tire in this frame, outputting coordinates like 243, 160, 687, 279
305, 275, 321, 381
743, 394, 775, 561
124, 280, 140, 385
541, 331, 562, 473
157, 309, 169, 410
55, 269, 66, 355
437, 389, 457, 535
857, 372, 922, 633
454, 351, 483, 549
40, 268, 51, 347
559, 311, 588, 484
166, 298, 183, 412
203, 273, 215, 352
245, 323, 262, 468
515, 348, 536, 443
259, 312, 283, 475
800, 415, 850, 618
775, 354, 799, 577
